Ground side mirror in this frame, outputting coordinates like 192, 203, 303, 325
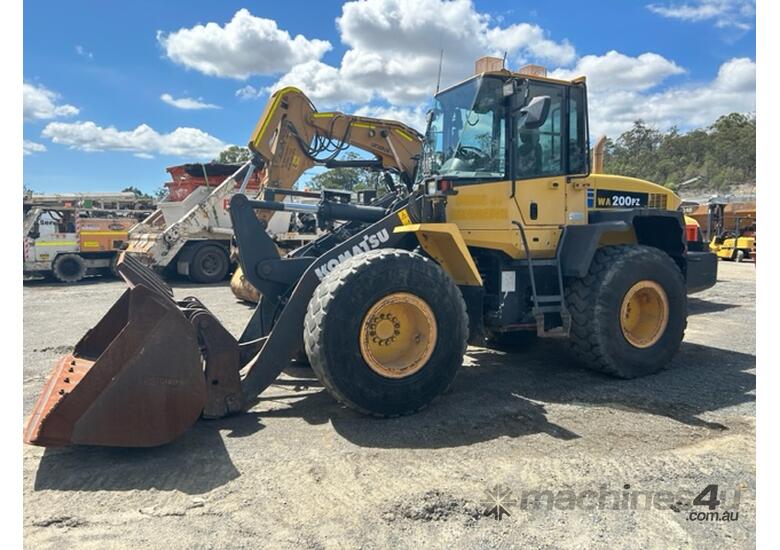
520, 96, 550, 129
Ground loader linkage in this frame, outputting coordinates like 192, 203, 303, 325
24, 189, 421, 447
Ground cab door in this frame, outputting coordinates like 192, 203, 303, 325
511, 81, 567, 227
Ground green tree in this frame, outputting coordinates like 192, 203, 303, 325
122, 186, 153, 200
309, 152, 374, 191
214, 145, 252, 164
602, 113, 755, 193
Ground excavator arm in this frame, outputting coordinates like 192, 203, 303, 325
247, 87, 423, 201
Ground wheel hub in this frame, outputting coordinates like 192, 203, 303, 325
202, 253, 219, 275
359, 292, 436, 379
620, 280, 669, 348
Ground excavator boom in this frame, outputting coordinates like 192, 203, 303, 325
248, 87, 422, 195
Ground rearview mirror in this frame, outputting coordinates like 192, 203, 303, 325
520, 96, 551, 129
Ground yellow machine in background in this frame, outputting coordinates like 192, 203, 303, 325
702, 201, 757, 262
710, 235, 756, 262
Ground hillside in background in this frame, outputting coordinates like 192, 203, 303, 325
602, 113, 756, 197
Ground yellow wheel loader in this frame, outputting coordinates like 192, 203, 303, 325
24, 58, 718, 448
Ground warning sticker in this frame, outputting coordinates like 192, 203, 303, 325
397, 209, 412, 225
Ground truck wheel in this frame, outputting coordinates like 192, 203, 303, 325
565, 245, 686, 378
105, 254, 120, 278
52, 254, 87, 283
304, 249, 468, 417
189, 244, 229, 284
736, 250, 745, 263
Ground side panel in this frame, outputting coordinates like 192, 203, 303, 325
445, 180, 567, 258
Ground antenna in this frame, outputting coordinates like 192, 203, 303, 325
502, 51, 507, 69
434, 49, 444, 95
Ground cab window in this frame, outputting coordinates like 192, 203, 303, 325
515, 83, 564, 179
568, 85, 587, 174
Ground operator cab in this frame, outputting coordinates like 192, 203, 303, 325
417, 60, 590, 186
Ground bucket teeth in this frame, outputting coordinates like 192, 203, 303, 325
24, 354, 91, 446
23, 285, 208, 447
24, 254, 244, 448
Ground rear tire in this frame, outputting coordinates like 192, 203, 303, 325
52, 254, 87, 283
565, 245, 686, 378
189, 244, 229, 284
736, 250, 745, 262
304, 249, 468, 417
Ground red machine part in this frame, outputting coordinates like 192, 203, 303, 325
164, 163, 264, 202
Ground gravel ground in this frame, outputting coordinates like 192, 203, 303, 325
23, 261, 755, 549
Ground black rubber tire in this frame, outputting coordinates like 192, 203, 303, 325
485, 330, 538, 352
104, 254, 120, 278
189, 244, 229, 284
304, 249, 468, 417
565, 244, 687, 378
52, 254, 87, 283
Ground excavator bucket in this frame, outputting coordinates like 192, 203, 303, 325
230, 266, 260, 304
23, 255, 220, 447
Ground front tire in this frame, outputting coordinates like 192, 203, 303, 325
304, 249, 468, 416
565, 245, 686, 378
52, 254, 86, 283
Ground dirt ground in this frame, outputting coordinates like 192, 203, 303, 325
22, 261, 755, 549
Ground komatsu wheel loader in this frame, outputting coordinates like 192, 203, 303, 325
24, 57, 718, 448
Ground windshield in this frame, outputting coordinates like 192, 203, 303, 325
417, 76, 506, 182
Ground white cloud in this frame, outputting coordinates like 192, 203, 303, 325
268, 60, 372, 105
235, 85, 262, 100
586, 57, 755, 137
75, 45, 93, 59
41, 121, 226, 159
550, 50, 685, 92
23, 83, 79, 121
353, 104, 428, 133
647, 0, 755, 29
267, 0, 575, 106
160, 93, 220, 110
157, 8, 331, 79
134, 153, 155, 159
23, 140, 47, 155
486, 23, 576, 66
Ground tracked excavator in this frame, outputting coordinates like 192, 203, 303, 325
25, 57, 718, 448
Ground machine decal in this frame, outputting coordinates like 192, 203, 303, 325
586, 188, 595, 208
595, 189, 648, 208
397, 209, 412, 225
314, 228, 391, 280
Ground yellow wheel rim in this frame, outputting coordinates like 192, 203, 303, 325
620, 280, 669, 348
359, 292, 437, 379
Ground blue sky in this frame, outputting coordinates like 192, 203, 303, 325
23, 0, 756, 194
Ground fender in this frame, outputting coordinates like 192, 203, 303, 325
393, 223, 482, 286
560, 209, 689, 278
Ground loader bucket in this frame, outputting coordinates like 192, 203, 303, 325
24, 261, 208, 447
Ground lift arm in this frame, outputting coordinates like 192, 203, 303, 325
247, 87, 423, 198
